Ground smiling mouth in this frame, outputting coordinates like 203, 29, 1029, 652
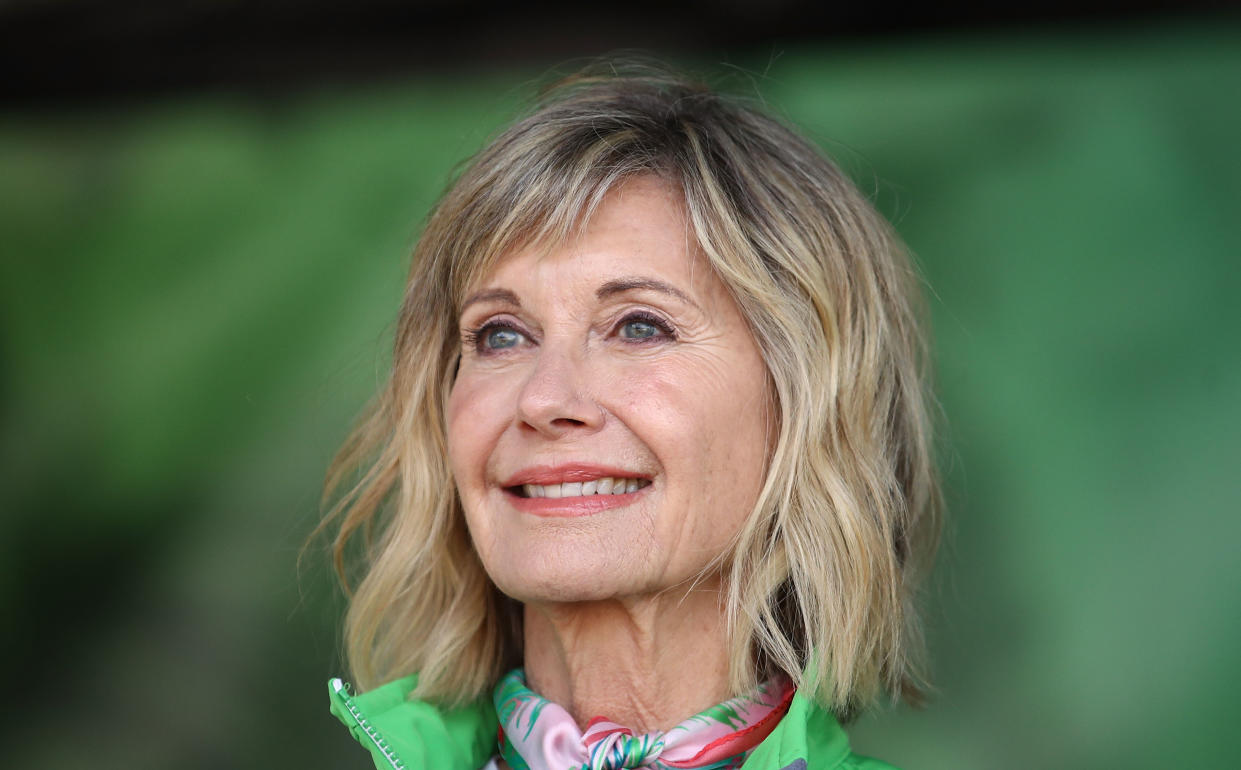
508, 477, 652, 499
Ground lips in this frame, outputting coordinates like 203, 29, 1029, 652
499, 463, 652, 517
500, 463, 651, 487
517, 477, 650, 498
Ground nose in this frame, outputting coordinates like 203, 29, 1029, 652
515, 343, 605, 438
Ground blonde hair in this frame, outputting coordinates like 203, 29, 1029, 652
323, 62, 941, 718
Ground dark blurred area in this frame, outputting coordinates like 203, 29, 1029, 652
2, 0, 1237, 103
2, 3, 1239, 769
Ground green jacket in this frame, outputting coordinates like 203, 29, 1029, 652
328, 675, 898, 770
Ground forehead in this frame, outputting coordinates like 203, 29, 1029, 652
463, 177, 717, 302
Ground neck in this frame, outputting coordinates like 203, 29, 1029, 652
521, 577, 732, 734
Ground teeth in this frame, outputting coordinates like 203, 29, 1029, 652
519, 477, 647, 498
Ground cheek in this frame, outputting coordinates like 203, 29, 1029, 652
446, 372, 509, 490
613, 353, 770, 508
609, 363, 692, 457
446, 372, 518, 568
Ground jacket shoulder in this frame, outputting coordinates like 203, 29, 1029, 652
742, 690, 903, 770
761, 753, 900, 770
328, 676, 497, 770
838, 754, 901, 770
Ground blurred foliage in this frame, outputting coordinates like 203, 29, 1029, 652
1, 21, 1238, 770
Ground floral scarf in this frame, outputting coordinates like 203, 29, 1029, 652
493, 669, 795, 770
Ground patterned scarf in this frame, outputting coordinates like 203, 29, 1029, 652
493, 669, 794, 770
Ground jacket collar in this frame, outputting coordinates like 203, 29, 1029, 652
329, 674, 856, 770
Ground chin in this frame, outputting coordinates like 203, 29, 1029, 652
483, 540, 650, 606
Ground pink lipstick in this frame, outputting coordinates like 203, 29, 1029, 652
500, 463, 652, 517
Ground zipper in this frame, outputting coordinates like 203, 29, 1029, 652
331, 678, 406, 770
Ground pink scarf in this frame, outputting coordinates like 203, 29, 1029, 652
493, 669, 794, 770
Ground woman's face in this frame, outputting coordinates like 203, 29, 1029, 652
447, 177, 772, 604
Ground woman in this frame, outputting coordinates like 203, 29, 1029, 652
323, 62, 940, 770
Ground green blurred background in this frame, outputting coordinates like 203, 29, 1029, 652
2, 10, 1239, 770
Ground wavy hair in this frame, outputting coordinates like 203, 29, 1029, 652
323, 61, 941, 718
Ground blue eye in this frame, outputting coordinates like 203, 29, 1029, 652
464, 321, 526, 353
618, 313, 673, 341
621, 320, 659, 339
484, 326, 522, 349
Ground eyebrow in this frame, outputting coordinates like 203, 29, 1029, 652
596, 277, 699, 310
459, 288, 521, 314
